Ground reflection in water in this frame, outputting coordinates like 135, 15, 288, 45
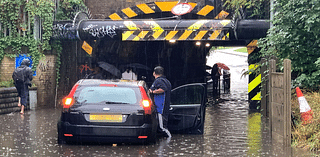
247, 112, 262, 156
0, 50, 318, 156
0, 100, 317, 156
156, 137, 171, 156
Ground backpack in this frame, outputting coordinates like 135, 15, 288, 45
12, 67, 25, 83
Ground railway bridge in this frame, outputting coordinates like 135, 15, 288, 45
53, 0, 270, 108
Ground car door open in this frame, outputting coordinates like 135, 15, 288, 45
168, 83, 206, 134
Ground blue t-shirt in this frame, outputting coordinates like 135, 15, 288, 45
150, 76, 171, 114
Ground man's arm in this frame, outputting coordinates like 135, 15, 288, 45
27, 68, 33, 81
151, 88, 165, 94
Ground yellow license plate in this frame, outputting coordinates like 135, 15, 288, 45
89, 114, 123, 122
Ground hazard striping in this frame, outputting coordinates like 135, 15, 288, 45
187, 20, 209, 30
197, 5, 214, 16
136, 3, 155, 14
247, 41, 262, 101
248, 74, 261, 93
121, 7, 138, 18
121, 29, 229, 41
215, 11, 229, 19
124, 21, 139, 30
251, 92, 261, 100
109, 13, 122, 20
247, 40, 258, 55
108, 1, 228, 21
107, 1, 231, 41
120, 20, 231, 41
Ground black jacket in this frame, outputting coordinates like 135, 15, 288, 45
20, 59, 33, 86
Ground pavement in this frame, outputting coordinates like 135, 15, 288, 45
214, 47, 248, 57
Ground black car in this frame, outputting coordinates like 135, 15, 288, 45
58, 79, 206, 144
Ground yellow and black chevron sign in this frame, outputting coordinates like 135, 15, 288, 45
247, 40, 261, 101
248, 64, 261, 101
108, 1, 229, 20
121, 20, 231, 41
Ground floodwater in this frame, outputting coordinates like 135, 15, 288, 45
0, 48, 317, 156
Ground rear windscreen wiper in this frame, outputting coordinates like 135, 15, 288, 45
104, 101, 129, 104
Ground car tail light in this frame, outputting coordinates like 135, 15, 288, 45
62, 83, 79, 109
62, 97, 74, 108
139, 86, 152, 115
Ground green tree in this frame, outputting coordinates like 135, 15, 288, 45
223, 0, 270, 19
259, 0, 320, 90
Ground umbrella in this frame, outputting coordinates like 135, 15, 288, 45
216, 62, 230, 70
97, 61, 121, 77
122, 63, 151, 71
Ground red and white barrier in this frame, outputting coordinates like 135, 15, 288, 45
296, 87, 313, 124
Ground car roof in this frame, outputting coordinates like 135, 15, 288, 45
76, 79, 146, 87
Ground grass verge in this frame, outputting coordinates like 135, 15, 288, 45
291, 89, 320, 151
234, 47, 248, 53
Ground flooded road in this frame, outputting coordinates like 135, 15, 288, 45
0, 48, 316, 156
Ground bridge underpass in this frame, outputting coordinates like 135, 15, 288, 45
53, 1, 269, 108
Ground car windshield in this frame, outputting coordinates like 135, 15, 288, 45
76, 86, 137, 104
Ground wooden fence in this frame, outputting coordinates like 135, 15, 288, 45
261, 58, 291, 148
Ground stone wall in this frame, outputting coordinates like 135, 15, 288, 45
33, 55, 57, 107
0, 87, 37, 114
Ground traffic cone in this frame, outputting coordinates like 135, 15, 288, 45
296, 87, 313, 124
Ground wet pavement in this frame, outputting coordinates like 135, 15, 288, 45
0, 48, 317, 156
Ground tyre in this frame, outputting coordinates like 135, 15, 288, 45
57, 123, 65, 144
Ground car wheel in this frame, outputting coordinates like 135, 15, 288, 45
147, 130, 157, 144
147, 114, 158, 144
57, 124, 66, 144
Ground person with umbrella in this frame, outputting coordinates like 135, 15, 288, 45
211, 63, 222, 99
223, 68, 230, 93
86, 62, 105, 79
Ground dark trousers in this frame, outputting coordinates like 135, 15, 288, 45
15, 82, 29, 107
212, 78, 220, 98
223, 74, 230, 93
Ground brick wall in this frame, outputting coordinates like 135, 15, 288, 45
0, 56, 15, 82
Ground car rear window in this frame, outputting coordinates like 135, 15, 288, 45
76, 86, 137, 104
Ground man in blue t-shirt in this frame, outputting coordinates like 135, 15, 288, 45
149, 66, 172, 138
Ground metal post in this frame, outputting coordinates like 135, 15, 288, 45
34, 15, 40, 40
270, 0, 274, 28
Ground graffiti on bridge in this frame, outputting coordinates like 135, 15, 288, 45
52, 23, 77, 40
82, 24, 117, 38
